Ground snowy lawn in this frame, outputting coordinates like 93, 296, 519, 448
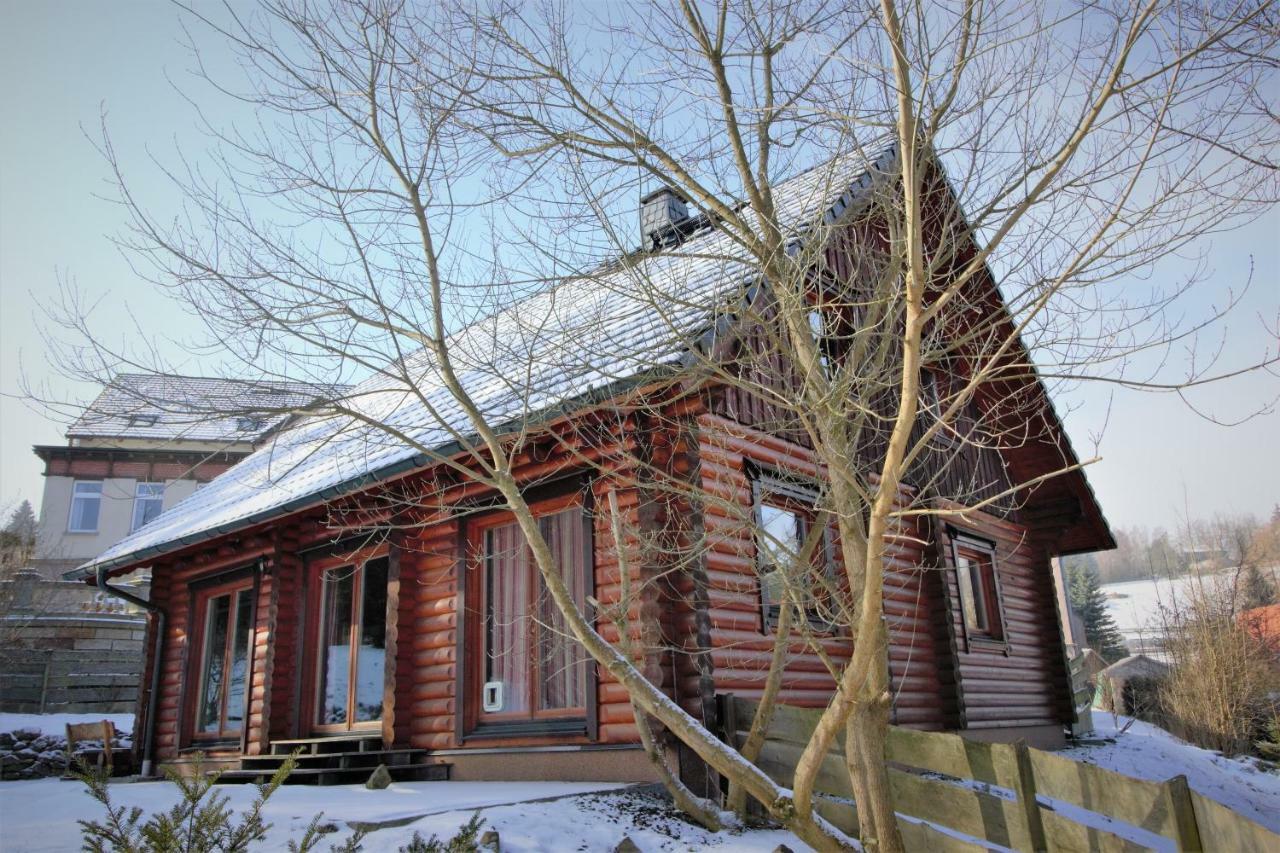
0, 712, 134, 736
0, 778, 806, 852
2, 712, 1274, 851
1063, 713, 1280, 833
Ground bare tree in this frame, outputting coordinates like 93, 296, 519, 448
43, 0, 1278, 849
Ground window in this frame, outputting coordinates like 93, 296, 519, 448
315, 558, 388, 728
126, 414, 159, 428
191, 582, 255, 741
754, 471, 832, 631
68, 481, 102, 532
807, 308, 835, 376
131, 482, 165, 531
471, 499, 588, 726
236, 416, 265, 432
951, 533, 1005, 643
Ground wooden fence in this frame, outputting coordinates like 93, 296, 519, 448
719, 695, 1278, 852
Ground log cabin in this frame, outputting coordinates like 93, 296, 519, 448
73, 141, 1112, 786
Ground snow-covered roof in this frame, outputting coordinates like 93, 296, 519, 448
80, 142, 900, 576
68, 374, 348, 444
1100, 654, 1171, 680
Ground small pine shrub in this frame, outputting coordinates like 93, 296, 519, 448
1256, 717, 1280, 762
399, 812, 486, 853
77, 751, 364, 853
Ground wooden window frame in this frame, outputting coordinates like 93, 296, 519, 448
181, 566, 259, 750
947, 528, 1010, 654
750, 465, 836, 634
459, 479, 597, 743
300, 547, 391, 736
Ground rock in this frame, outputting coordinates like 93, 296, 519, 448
30, 736, 50, 752
0, 733, 15, 748
16, 748, 38, 760
365, 764, 392, 790
479, 829, 500, 851
773, 846, 796, 853
0, 754, 21, 768
316, 823, 339, 834
13, 729, 40, 743
614, 837, 642, 853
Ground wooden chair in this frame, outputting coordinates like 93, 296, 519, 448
65, 720, 130, 777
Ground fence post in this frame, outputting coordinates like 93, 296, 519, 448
1012, 741, 1048, 852
1164, 774, 1203, 851
38, 661, 50, 714
719, 693, 739, 748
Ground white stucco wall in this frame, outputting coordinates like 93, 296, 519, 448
36, 475, 199, 569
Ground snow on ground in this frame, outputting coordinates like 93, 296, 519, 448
1062, 713, 1280, 833
2, 709, 1275, 851
0, 712, 134, 736
0, 778, 806, 852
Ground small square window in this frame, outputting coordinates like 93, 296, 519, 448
68, 481, 103, 533
236, 416, 266, 432
127, 414, 159, 428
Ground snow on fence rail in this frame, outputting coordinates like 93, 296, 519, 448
718, 694, 1278, 852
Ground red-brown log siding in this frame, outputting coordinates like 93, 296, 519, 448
138, 404, 1072, 767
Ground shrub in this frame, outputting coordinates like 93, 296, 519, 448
1157, 582, 1280, 756
399, 813, 487, 853
76, 752, 364, 853
78, 753, 485, 853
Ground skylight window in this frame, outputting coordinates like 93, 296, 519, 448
236, 416, 266, 432
127, 414, 159, 428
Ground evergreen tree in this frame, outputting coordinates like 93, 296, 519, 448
1067, 564, 1129, 662
1239, 564, 1277, 612
0, 500, 37, 573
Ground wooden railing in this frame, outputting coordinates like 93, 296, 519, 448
718, 695, 1278, 852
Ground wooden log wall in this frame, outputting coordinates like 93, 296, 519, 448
694, 413, 852, 709
398, 514, 458, 751
933, 511, 1074, 730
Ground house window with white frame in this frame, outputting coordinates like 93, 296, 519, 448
131, 482, 165, 531
68, 481, 103, 532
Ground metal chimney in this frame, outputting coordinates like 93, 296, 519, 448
640, 187, 690, 249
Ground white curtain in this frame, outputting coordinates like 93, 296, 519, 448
486, 508, 587, 715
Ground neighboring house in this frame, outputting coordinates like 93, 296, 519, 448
32, 374, 343, 578
1241, 603, 1280, 663
1097, 654, 1171, 718
75, 143, 1112, 785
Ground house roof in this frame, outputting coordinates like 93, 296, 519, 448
1101, 654, 1171, 680
76, 140, 1108, 578
67, 374, 348, 444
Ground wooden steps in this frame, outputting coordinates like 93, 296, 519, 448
212, 735, 449, 786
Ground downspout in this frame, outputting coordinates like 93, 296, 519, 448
95, 564, 164, 778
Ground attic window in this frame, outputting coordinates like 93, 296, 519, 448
127, 414, 159, 428
236, 416, 266, 432
807, 309, 833, 376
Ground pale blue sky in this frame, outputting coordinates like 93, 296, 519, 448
1, 1, 1276, 532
